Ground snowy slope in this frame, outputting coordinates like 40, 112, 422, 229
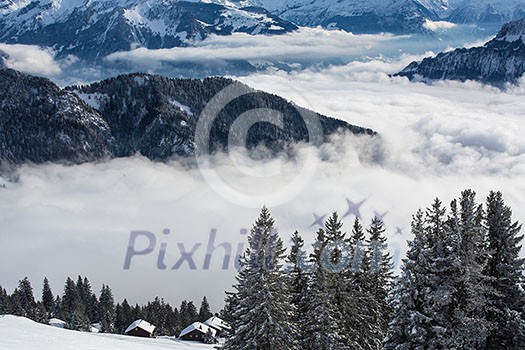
0, 315, 214, 350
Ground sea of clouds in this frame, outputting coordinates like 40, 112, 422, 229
1, 27, 524, 309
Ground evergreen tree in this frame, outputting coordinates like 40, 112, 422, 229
186, 301, 198, 323
62, 277, 90, 331
0, 286, 8, 314
179, 300, 189, 326
198, 296, 213, 322
11, 277, 38, 320
385, 199, 462, 349
366, 217, 393, 334
449, 191, 491, 348
99, 285, 116, 333
221, 291, 239, 330
224, 207, 297, 350
484, 191, 525, 349
115, 299, 133, 334
302, 228, 346, 350
286, 230, 309, 331
42, 277, 54, 318
34, 301, 49, 324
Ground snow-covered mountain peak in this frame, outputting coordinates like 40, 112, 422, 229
495, 18, 525, 43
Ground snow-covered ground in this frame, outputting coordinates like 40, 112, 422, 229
0, 315, 215, 350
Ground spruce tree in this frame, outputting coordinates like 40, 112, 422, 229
198, 296, 213, 322
99, 285, 116, 333
365, 217, 393, 349
449, 191, 491, 348
11, 277, 38, 320
286, 231, 309, 330
385, 200, 462, 349
0, 286, 8, 314
484, 191, 525, 349
224, 207, 297, 350
42, 277, 54, 318
62, 277, 90, 331
302, 227, 348, 350
116, 299, 133, 333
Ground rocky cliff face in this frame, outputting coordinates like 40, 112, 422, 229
396, 18, 525, 85
0, 69, 376, 163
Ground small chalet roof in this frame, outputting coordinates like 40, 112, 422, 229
179, 322, 217, 338
203, 316, 231, 331
125, 319, 156, 334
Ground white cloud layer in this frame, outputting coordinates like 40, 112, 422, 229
106, 28, 404, 67
423, 19, 457, 31
0, 44, 63, 76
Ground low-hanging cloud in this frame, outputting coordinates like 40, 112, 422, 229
0, 44, 63, 76
423, 19, 457, 31
105, 27, 403, 67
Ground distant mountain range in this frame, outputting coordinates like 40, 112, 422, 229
1, 1, 525, 62
0, 0, 297, 60
0, 68, 375, 164
396, 17, 525, 85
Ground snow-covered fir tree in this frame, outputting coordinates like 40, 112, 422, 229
484, 191, 525, 349
286, 231, 309, 331
198, 296, 213, 322
302, 227, 347, 350
448, 191, 491, 348
42, 277, 54, 318
384, 200, 461, 349
224, 207, 297, 350
10, 277, 38, 320
99, 284, 116, 333
364, 217, 393, 349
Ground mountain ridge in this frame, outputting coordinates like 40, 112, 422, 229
0, 68, 376, 164
396, 17, 525, 85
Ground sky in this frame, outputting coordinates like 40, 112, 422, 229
1, 26, 524, 312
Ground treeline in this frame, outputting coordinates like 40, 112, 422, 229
222, 190, 525, 350
0, 276, 214, 336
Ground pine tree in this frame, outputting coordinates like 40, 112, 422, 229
99, 285, 116, 333
484, 191, 525, 349
0, 286, 8, 314
116, 299, 133, 333
285, 231, 309, 330
448, 190, 491, 348
364, 217, 393, 349
221, 291, 239, 330
186, 301, 198, 323
34, 301, 49, 324
384, 209, 431, 349
179, 300, 189, 326
385, 199, 462, 349
11, 277, 38, 320
301, 225, 350, 350
224, 207, 297, 350
62, 277, 90, 331
42, 277, 54, 318
198, 296, 213, 322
